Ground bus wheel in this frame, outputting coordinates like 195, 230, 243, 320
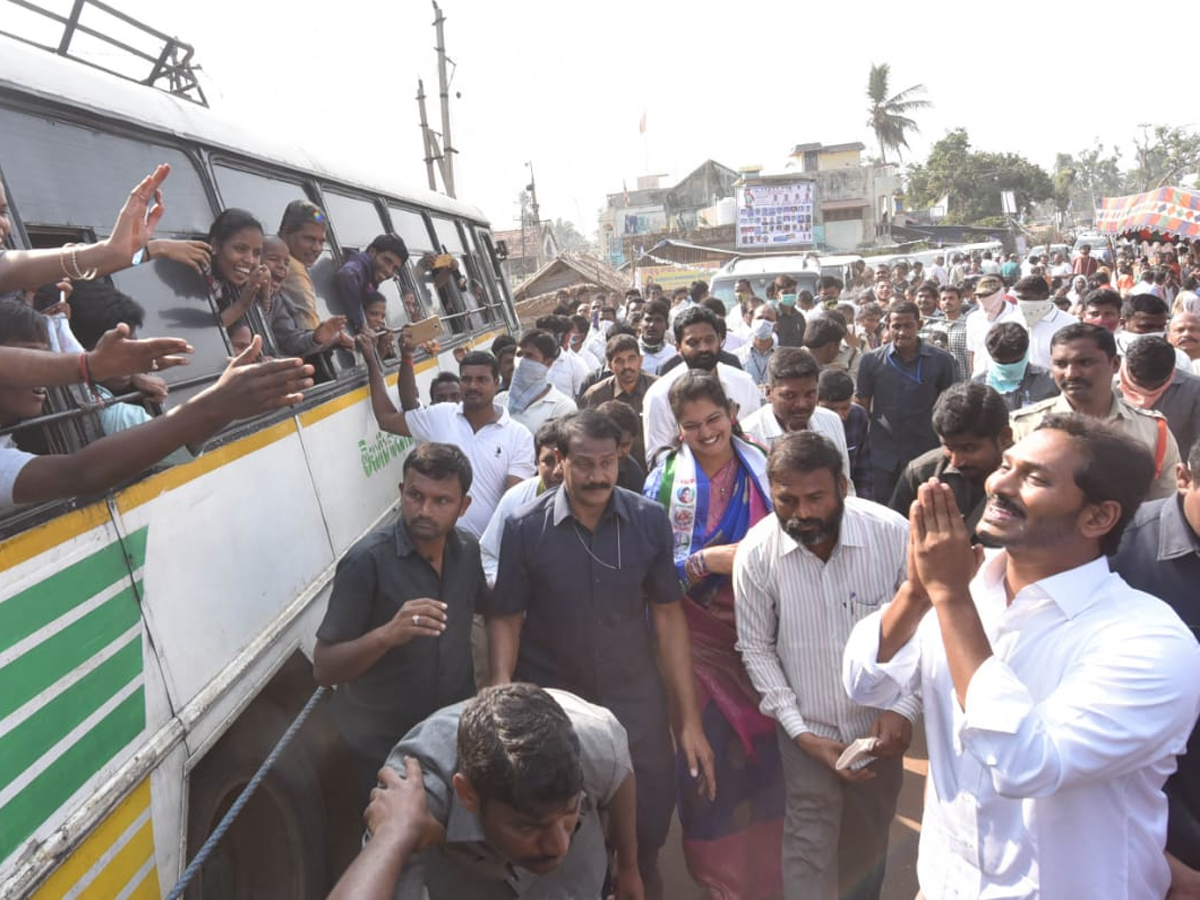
185, 697, 330, 899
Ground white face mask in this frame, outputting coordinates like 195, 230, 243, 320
1116, 330, 1168, 357
751, 318, 775, 341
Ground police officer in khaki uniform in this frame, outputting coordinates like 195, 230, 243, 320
1010, 322, 1179, 500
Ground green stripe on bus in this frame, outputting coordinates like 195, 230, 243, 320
0, 526, 148, 657
0, 637, 142, 792
0, 686, 145, 861
0, 587, 141, 721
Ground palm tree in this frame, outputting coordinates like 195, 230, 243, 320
866, 63, 931, 164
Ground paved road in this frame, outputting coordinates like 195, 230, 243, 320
660, 727, 928, 899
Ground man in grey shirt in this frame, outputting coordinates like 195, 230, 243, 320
333, 684, 640, 900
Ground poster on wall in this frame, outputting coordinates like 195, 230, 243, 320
735, 181, 816, 249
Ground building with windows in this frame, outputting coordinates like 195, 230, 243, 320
599, 160, 739, 267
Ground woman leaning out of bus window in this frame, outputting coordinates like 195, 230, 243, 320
203, 209, 350, 357
204, 208, 275, 347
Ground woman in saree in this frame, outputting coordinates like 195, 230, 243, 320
644, 371, 783, 899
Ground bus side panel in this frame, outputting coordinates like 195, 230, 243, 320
112, 422, 335, 728
0, 511, 154, 885
294, 385, 412, 560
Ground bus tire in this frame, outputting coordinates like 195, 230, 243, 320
185, 697, 330, 899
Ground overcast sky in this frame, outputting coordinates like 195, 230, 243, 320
70, 0, 1199, 236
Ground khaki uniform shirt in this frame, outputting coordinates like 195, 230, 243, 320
1010, 392, 1180, 500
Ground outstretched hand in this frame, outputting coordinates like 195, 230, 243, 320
203, 335, 313, 419
87, 323, 193, 383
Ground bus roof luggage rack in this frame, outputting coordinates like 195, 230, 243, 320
0, 0, 208, 106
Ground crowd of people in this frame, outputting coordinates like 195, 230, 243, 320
6, 166, 1200, 900
319, 240, 1200, 900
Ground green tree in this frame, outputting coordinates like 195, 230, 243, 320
906, 129, 1053, 224
1053, 144, 1124, 215
866, 62, 931, 164
1128, 125, 1200, 191
550, 217, 589, 253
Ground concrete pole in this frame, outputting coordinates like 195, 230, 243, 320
433, 1, 456, 198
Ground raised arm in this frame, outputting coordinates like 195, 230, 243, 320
12, 338, 312, 506
356, 333, 417, 436
0, 166, 170, 292
0, 325, 192, 388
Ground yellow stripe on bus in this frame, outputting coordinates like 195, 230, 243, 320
76, 817, 156, 900
126, 867, 160, 900
30, 779, 151, 900
0, 503, 112, 582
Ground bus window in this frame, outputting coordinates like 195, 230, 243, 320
475, 230, 518, 333
388, 205, 436, 254
321, 190, 387, 251
0, 108, 212, 236
428, 216, 477, 334
110, 261, 231, 407
0, 109, 227, 405
461, 227, 499, 325
388, 206, 442, 323
213, 164, 311, 234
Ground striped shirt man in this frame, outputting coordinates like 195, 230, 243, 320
735, 491, 920, 899
734, 496, 920, 740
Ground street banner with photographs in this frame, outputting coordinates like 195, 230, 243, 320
736, 181, 816, 249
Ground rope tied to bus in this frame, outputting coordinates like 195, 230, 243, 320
164, 686, 328, 900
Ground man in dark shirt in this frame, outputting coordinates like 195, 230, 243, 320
488, 410, 714, 899
334, 233, 407, 330
1111, 438, 1200, 897
890, 382, 1011, 540
773, 273, 807, 348
314, 443, 486, 805
581, 333, 657, 468
818, 368, 873, 498
854, 301, 958, 502
1119, 336, 1200, 461
971, 322, 1059, 412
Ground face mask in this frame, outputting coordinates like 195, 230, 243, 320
507, 357, 549, 412
987, 357, 1028, 394
598, 320, 614, 336
1116, 330, 1167, 356
1017, 299, 1054, 328
751, 318, 775, 341
976, 290, 1007, 318
779, 293, 798, 307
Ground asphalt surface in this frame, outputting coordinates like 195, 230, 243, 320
659, 726, 927, 900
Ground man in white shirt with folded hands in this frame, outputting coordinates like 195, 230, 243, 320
843, 412, 1200, 899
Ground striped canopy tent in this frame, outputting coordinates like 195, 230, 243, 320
1095, 186, 1200, 243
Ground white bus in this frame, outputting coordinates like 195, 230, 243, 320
0, 26, 515, 900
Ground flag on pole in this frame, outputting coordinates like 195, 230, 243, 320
639, 110, 647, 134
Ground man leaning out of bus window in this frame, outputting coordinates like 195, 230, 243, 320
0, 299, 313, 514
261, 235, 353, 356
335, 234, 407, 331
